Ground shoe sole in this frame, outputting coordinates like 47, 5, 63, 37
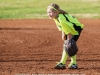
54, 67, 66, 69
68, 67, 78, 69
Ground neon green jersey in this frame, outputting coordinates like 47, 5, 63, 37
54, 14, 84, 35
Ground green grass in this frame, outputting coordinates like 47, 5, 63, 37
0, 0, 100, 19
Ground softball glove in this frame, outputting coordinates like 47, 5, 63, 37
64, 39, 78, 57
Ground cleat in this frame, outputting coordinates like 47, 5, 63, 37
54, 63, 66, 69
68, 64, 78, 69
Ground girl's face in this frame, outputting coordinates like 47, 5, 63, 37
47, 8, 58, 19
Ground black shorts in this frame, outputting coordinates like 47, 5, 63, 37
66, 29, 82, 42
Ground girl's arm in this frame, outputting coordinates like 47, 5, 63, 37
65, 33, 72, 46
62, 31, 67, 41
62, 31, 72, 41
67, 33, 72, 40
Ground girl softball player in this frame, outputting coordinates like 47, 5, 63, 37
47, 3, 84, 69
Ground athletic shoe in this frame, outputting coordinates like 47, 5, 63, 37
68, 64, 78, 69
54, 63, 66, 69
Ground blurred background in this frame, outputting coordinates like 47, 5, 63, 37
0, 0, 100, 19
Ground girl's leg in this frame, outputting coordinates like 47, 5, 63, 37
71, 30, 82, 42
69, 55, 76, 66
68, 55, 78, 69
68, 35, 79, 68
54, 43, 68, 69
60, 44, 68, 64
69, 35, 79, 65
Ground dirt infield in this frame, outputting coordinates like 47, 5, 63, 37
0, 19, 100, 75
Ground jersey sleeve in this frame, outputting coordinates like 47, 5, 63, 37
53, 19, 62, 31
56, 24, 62, 31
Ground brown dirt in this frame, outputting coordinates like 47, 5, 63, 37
0, 19, 100, 75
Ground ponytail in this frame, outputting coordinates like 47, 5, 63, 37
59, 9, 68, 14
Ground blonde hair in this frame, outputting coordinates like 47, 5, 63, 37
48, 3, 68, 14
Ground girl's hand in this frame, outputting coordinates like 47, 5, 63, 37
62, 31, 67, 41
62, 35, 67, 40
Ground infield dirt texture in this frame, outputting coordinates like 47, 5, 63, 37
0, 19, 100, 75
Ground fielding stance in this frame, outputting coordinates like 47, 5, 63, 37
47, 3, 84, 69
